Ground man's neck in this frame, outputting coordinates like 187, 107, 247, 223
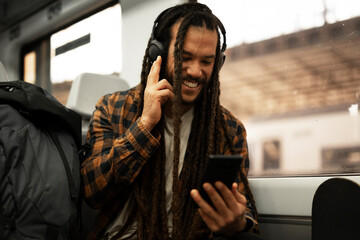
163, 101, 193, 119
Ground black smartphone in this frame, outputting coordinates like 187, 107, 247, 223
198, 155, 242, 207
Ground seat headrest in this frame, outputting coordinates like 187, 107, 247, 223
0, 61, 10, 82
66, 73, 130, 119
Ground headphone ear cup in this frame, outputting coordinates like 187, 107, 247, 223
220, 52, 226, 69
148, 40, 164, 63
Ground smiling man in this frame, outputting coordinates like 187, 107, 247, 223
81, 3, 260, 240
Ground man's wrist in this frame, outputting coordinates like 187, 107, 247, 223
139, 116, 155, 131
212, 216, 252, 238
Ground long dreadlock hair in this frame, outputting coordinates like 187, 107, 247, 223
126, 3, 258, 240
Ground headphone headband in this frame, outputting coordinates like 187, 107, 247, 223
150, 6, 175, 40
148, 3, 227, 66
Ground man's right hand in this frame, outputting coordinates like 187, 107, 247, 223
140, 56, 174, 131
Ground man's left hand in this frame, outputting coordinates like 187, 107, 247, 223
190, 182, 248, 236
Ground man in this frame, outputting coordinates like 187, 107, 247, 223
81, 3, 259, 240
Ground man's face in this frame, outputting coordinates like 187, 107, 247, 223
166, 21, 218, 105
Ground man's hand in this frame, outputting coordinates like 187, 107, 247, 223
140, 56, 174, 130
191, 182, 248, 236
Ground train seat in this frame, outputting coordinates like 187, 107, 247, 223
66, 72, 130, 142
67, 72, 130, 119
312, 177, 360, 240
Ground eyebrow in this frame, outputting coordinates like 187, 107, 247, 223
182, 50, 216, 59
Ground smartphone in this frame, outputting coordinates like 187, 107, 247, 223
198, 155, 242, 207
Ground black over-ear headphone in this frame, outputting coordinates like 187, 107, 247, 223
148, 8, 167, 64
148, 6, 227, 68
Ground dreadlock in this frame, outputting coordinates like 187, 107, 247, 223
129, 3, 258, 240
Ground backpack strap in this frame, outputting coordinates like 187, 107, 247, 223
47, 130, 78, 199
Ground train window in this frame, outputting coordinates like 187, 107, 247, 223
50, 4, 121, 105
24, 51, 36, 84
200, 0, 360, 176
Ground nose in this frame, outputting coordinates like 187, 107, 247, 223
186, 61, 202, 79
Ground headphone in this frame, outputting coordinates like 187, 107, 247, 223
148, 6, 227, 68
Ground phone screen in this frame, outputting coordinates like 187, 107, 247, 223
198, 155, 242, 207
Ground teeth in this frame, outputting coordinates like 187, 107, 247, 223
183, 80, 198, 88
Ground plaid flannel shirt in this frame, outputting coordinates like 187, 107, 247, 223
81, 85, 258, 240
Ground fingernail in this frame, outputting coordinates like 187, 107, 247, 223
191, 190, 198, 197
215, 181, 223, 189
204, 183, 211, 191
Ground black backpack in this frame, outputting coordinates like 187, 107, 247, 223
0, 81, 82, 239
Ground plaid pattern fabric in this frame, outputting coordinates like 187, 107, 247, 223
81, 85, 257, 240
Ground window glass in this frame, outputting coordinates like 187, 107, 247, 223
50, 4, 122, 105
24, 51, 36, 84
200, 0, 360, 176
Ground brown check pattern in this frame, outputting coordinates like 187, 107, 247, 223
81, 84, 257, 239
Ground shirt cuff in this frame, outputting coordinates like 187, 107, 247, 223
125, 118, 160, 159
